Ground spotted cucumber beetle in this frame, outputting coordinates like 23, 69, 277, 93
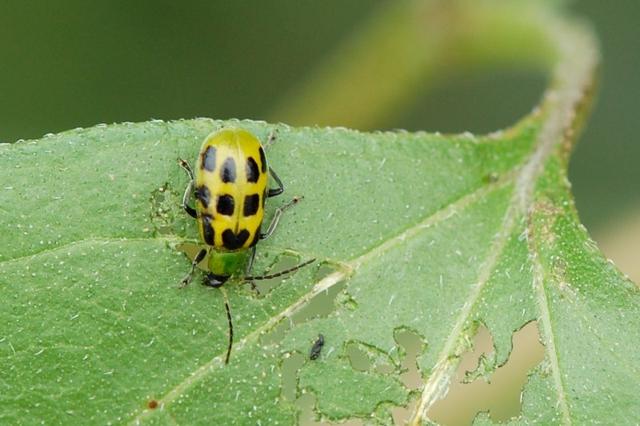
178, 128, 315, 364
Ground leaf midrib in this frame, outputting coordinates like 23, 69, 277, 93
409, 12, 598, 425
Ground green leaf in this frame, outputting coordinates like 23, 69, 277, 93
1, 5, 638, 426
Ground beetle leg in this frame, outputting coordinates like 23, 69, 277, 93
246, 245, 257, 275
243, 246, 259, 293
267, 167, 284, 198
261, 196, 302, 240
263, 130, 278, 150
178, 158, 197, 218
262, 130, 284, 197
178, 158, 195, 179
179, 248, 207, 288
245, 258, 316, 281
182, 181, 197, 218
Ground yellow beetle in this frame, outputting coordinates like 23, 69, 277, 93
178, 128, 314, 363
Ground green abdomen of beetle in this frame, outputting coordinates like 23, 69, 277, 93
208, 249, 250, 279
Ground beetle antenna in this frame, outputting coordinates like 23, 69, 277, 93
220, 288, 233, 365
246, 258, 316, 281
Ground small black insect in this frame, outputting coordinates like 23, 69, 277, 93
309, 334, 325, 360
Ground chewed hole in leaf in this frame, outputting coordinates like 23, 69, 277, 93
394, 328, 425, 390
281, 351, 305, 402
252, 252, 303, 295
149, 181, 186, 236
427, 321, 545, 425
260, 263, 345, 348
175, 242, 208, 271
458, 325, 496, 383
280, 348, 370, 425
345, 342, 371, 372
290, 271, 347, 325
291, 327, 419, 423
296, 392, 364, 426
346, 341, 396, 375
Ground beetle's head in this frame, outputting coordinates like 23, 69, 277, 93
203, 273, 230, 288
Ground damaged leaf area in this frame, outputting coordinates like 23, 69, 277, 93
1, 12, 639, 426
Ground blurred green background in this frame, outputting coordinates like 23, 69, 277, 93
1, 0, 637, 278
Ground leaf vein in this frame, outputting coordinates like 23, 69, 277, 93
0, 236, 181, 267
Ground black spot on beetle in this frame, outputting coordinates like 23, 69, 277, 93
243, 194, 260, 216
222, 229, 250, 250
258, 147, 267, 173
201, 146, 217, 172
246, 157, 260, 183
221, 157, 236, 183
195, 185, 210, 208
202, 214, 215, 245
216, 194, 235, 216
